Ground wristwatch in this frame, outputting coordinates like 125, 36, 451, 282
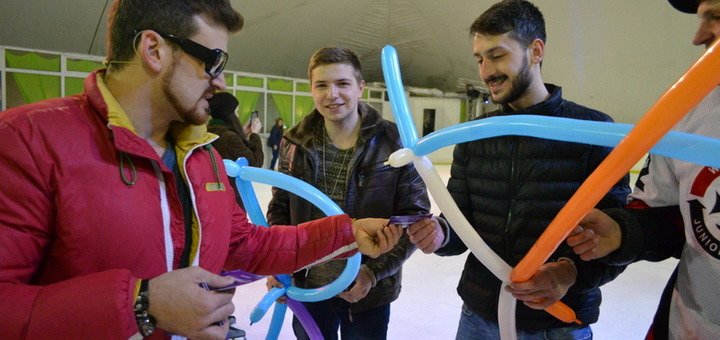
134, 279, 156, 337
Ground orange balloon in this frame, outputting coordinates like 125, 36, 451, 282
546, 302, 582, 325
512, 39, 720, 283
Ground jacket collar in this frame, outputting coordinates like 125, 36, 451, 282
87, 70, 215, 157
284, 101, 383, 149
495, 83, 564, 117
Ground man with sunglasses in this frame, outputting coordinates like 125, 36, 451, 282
0, 1, 403, 339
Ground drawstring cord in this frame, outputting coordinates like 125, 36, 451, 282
204, 145, 223, 184
119, 151, 137, 186
117, 144, 218, 187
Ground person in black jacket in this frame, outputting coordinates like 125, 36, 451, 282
406, 0, 630, 338
207, 92, 263, 207
266, 47, 430, 340
267, 117, 284, 170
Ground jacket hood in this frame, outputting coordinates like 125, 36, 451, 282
87, 70, 216, 156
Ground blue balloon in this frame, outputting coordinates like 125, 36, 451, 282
381, 45, 418, 147
224, 159, 362, 335
226, 158, 270, 227
411, 115, 720, 168
231, 163, 363, 300
249, 287, 286, 325
266, 302, 287, 340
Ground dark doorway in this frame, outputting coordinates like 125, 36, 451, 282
423, 109, 436, 136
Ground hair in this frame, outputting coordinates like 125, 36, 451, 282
106, 0, 244, 65
307, 47, 363, 83
469, 0, 546, 46
209, 92, 239, 120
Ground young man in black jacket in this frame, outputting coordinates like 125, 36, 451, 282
266, 47, 430, 340
407, 0, 630, 338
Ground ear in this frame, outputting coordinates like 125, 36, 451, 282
529, 38, 545, 65
357, 79, 366, 98
135, 31, 167, 75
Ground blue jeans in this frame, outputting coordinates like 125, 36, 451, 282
292, 299, 390, 340
456, 304, 593, 340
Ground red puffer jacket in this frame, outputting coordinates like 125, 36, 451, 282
0, 71, 356, 339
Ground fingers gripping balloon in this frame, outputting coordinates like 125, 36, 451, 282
225, 158, 361, 340
512, 38, 720, 283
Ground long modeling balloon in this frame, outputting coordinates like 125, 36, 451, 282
228, 161, 362, 301
225, 159, 361, 339
413, 115, 720, 168
512, 37, 720, 282
383, 44, 418, 147
287, 299, 324, 340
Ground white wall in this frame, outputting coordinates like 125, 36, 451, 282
535, 0, 701, 124
382, 96, 462, 164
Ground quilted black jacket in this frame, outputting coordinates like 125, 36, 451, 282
436, 84, 631, 332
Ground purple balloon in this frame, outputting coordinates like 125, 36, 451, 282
286, 298, 323, 340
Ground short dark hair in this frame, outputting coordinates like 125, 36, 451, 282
469, 0, 546, 46
307, 47, 363, 83
107, 0, 243, 64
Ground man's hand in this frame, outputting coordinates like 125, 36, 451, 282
566, 209, 622, 261
265, 276, 287, 304
406, 216, 444, 253
338, 267, 373, 303
505, 259, 576, 310
351, 218, 401, 258
148, 267, 236, 339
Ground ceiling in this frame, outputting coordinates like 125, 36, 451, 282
0, 0, 703, 123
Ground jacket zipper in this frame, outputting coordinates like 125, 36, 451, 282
178, 143, 219, 268
504, 137, 517, 261
151, 161, 175, 271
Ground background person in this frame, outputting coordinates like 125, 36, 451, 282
267, 118, 284, 170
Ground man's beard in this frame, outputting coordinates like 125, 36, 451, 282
161, 61, 208, 126
493, 61, 532, 106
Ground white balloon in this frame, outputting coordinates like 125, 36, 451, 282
411, 154, 518, 339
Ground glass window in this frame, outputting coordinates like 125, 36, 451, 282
237, 76, 264, 88
267, 78, 293, 92
6, 50, 61, 72
64, 77, 85, 96
6, 72, 60, 107
66, 58, 103, 73
295, 82, 311, 93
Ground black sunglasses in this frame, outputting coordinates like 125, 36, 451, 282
135, 30, 228, 79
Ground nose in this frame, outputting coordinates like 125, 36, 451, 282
479, 60, 496, 82
692, 21, 717, 47
326, 84, 339, 99
211, 73, 228, 91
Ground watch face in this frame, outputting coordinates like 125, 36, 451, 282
135, 282, 156, 336
139, 321, 155, 336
